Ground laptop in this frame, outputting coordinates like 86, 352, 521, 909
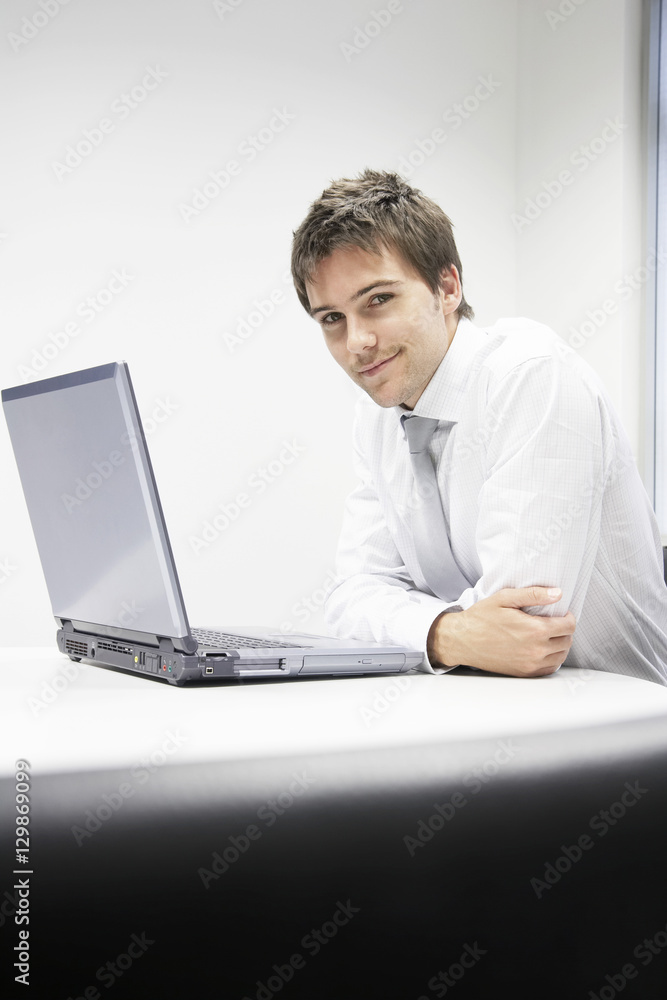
2, 362, 422, 685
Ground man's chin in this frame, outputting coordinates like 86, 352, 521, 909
361, 383, 408, 408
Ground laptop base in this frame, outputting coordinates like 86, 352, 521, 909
56, 629, 413, 686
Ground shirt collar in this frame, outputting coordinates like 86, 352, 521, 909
394, 317, 489, 424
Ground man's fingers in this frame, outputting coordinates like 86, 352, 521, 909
547, 638, 573, 658
492, 588, 577, 634
495, 585, 563, 608
541, 611, 577, 636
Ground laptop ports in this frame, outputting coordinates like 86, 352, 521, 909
205, 665, 214, 676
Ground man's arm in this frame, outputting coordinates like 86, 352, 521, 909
326, 463, 576, 675
324, 453, 456, 667
428, 350, 611, 675
326, 384, 579, 673
428, 587, 575, 677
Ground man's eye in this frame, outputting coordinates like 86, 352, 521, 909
322, 312, 343, 325
370, 293, 392, 306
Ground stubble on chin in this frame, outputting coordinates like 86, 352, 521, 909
361, 373, 416, 409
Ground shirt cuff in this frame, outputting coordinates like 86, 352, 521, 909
392, 599, 464, 674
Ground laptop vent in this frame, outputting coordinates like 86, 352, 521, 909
65, 638, 88, 657
98, 640, 133, 655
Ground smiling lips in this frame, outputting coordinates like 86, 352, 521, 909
356, 352, 399, 377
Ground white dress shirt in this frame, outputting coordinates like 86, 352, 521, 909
325, 316, 667, 685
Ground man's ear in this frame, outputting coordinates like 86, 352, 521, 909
438, 265, 463, 315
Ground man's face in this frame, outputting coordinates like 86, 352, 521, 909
305, 244, 461, 409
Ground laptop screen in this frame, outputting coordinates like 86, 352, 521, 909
2, 362, 191, 642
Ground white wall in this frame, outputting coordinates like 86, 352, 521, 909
516, 0, 646, 468
0, 0, 649, 644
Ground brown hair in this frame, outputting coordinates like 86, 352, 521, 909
290, 169, 473, 320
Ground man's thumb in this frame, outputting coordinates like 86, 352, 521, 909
499, 586, 562, 607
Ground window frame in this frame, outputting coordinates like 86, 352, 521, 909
650, 0, 666, 539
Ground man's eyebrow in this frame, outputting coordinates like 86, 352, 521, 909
309, 279, 403, 317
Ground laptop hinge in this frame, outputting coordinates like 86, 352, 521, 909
158, 635, 199, 655
56, 619, 197, 655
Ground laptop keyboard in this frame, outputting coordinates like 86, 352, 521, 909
191, 628, 308, 650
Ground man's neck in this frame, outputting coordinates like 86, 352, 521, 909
444, 311, 460, 350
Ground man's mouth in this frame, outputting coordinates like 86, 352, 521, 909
356, 352, 399, 377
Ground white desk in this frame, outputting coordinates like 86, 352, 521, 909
5, 647, 667, 1000
4, 647, 667, 777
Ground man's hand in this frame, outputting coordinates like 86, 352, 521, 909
428, 587, 576, 677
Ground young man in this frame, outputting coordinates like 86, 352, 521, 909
290, 170, 667, 684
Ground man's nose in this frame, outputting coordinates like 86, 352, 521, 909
346, 316, 377, 353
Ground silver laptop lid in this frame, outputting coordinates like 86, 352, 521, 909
2, 362, 196, 653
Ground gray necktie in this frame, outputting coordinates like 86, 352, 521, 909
401, 414, 469, 601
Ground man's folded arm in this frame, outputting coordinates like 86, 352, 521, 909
428, 354, 609, 673
324, 452, 461, 673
